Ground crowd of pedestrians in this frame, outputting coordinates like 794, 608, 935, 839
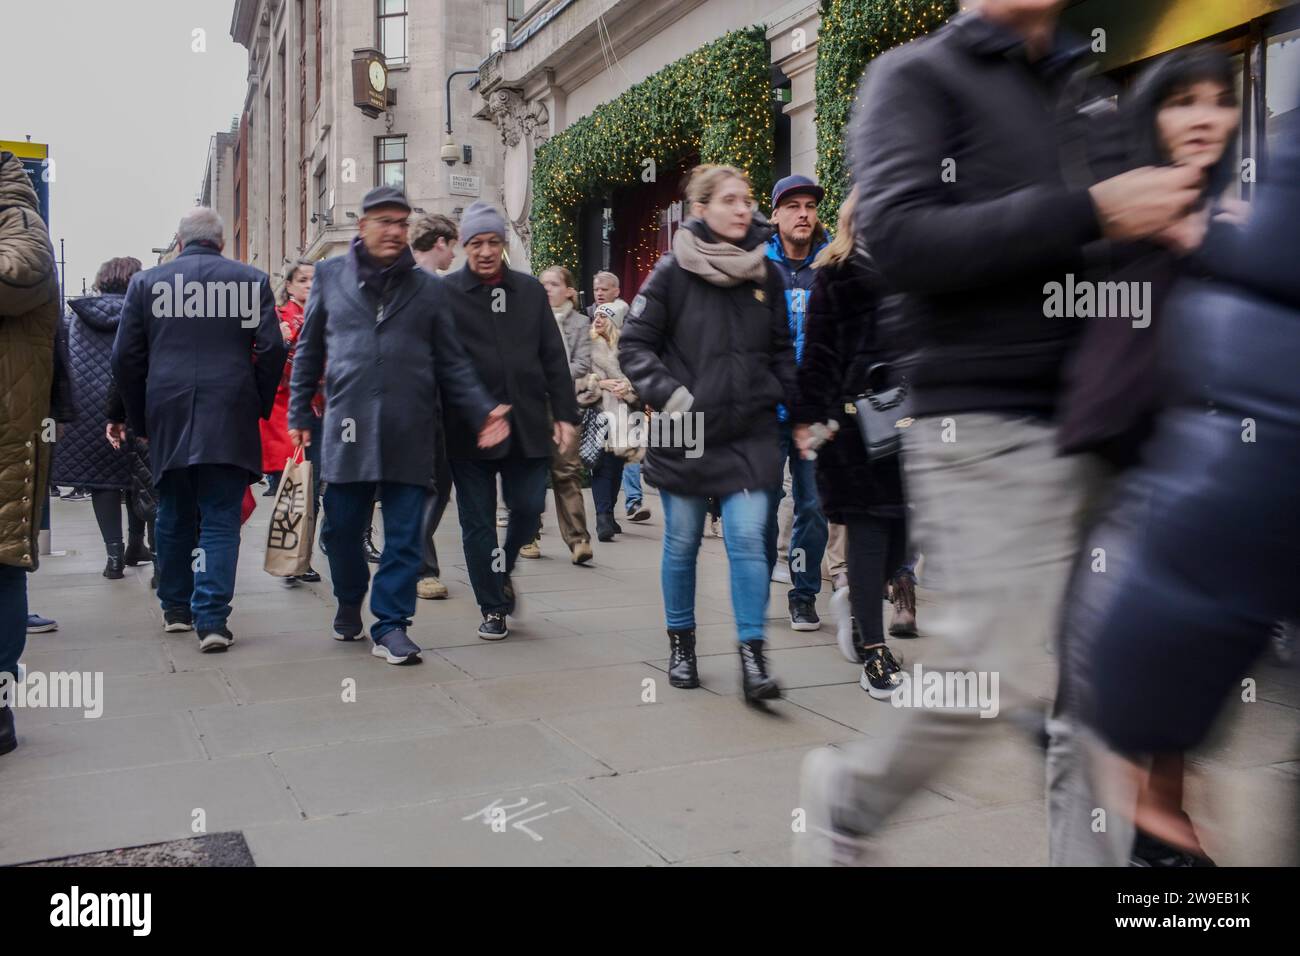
3, 0, 1296, 868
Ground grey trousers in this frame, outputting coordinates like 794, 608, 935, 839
1045, 463, 1148, 866
831, 413, 1099, 839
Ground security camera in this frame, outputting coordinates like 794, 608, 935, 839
441, 140, 460, 167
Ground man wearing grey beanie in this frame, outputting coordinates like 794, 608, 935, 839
441, 203, 583, 641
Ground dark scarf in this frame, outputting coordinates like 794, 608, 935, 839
350, 235, 415, 297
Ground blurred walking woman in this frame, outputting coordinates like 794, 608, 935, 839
260, 259, 315, 492
260, 259, 321, 583
54, 256, 153, 579
621, 164, 797, 703
577, 303, 641, 542
793, 188, 907, 700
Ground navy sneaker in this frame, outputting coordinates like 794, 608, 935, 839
478, 611, 509, 641
333, 604, 364, 642
26, 613, 57, 634
163, 609, 194, 633
627, 502, 651, 522
371, 628, 422, 665
198, 627, 234, 653
790, 597, 821, 632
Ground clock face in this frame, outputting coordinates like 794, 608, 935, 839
369, 60, 386, 93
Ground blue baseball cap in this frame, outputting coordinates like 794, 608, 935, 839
771, 174, 824, 209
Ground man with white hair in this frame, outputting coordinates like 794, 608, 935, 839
113, 207, 286, 652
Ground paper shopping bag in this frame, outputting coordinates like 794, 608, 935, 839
263, 451, 315, 576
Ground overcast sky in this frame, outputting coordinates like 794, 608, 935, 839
1, 1, 248, 297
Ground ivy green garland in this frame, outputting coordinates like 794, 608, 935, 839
530, 26, 774, 277
814, 0, 957, 226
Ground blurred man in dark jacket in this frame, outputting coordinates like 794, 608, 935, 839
113, 207, 286, 653
290, 187, 507, 664
798, 0, 1206, 865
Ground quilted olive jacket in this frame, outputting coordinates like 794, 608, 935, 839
0, 151, 59, 570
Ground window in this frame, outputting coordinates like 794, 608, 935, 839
375, 135, 406, 190
1265, 27, 1300, 166
377, 0, 407, 66
315, 162, 328, 234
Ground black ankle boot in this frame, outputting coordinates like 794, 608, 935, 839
0, 706, 16, 755
739, 640, 780, 702
596, 512, 616, 543
123, 533, 154, 566
668, 628, 699, 688
363, 527, 382, 564
104, 541, 126, 579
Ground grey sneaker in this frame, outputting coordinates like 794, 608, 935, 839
371, 628, 422, 665
795, 747, 873, 866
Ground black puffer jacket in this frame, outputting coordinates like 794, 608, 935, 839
51, 294, 130, 489
619, 218, 797, 497
792, 249, 904, 522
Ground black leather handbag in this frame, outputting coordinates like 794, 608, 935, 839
851, 363, 911, 462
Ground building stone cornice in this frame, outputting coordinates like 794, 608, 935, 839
486, 88, 550, 149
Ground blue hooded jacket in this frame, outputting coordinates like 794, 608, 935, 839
767, 229, 829, 421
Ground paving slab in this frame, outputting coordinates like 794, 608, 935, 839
0, 756, 301, 866
16, 670, 235, 726
444, 662, 702, 722
192, 685, 479, 757
544, 695, 859, 773
269, 721, 611, 817
218, 651, 467, 704
435, 631, 663, 680
0, 712, 204, 781
244, 783, 657, 866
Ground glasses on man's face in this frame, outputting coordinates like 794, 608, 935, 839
369, 216, 410, 231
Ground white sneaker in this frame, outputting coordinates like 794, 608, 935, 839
831, 586, 856, 662
771, 564, 791, 585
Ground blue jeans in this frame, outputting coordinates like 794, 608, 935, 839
621, 461, 643, 508
322, 481, 425, 639
767, 422, 829, 602
450, 456, 550, 614
591, 453, 626, 515
0, 564, 27, 682
661, 487, 774, 643
156, 464, 248, 632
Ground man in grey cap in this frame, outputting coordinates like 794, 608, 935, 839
440, 201, 582, 641
289, 186, 511, 664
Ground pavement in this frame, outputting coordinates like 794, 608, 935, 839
5, 486, 1297, 866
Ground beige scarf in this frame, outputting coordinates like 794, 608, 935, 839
672, 225, 769, 288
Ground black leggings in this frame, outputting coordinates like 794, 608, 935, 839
91, 489, 145, 547
844, 514, 907, 647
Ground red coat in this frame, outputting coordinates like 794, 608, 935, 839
259, 300, 305, 473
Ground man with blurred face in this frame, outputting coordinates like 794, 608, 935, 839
290, 187, 509, 664
765, 175, 830, 634
440, 201, 582, 641
798, 0, 1204, 866
410, 212, 458, 275
408, 212, 461, 601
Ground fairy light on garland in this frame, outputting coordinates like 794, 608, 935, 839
814, 0, 958, 225
531, 27, 773, 277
